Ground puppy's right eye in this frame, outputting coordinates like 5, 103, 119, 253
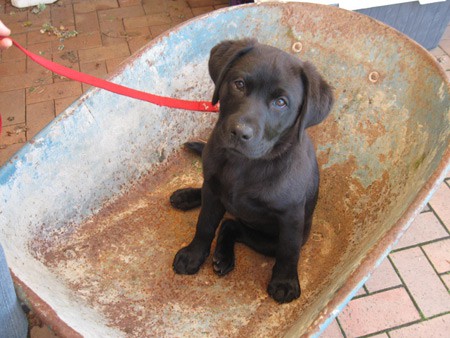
234, 79, 245, 91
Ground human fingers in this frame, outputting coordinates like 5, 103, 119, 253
0, 37, 13, 49
0, 20, 11, 36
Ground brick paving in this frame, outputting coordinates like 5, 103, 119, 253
0, 1, 449, 337
364, 258, 402, 293
338, 288, 421, 337
323, 187, 450, 337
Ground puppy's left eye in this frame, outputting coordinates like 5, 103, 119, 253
273, 97, 288, 108
234, 79, 245, 91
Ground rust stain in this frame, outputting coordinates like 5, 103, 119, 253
29, 141, 402, 337
26, 147, 337, 336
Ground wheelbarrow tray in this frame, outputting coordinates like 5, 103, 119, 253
1, 3, 449, 337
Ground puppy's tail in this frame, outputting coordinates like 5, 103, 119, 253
184, 141, 205, 156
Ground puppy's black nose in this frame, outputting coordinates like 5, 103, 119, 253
231, 123, 254, 141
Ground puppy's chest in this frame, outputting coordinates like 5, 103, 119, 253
214, 164, 278, 224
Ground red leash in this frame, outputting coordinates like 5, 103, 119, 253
0, 36, 219, 134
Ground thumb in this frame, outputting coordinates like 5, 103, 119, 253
0, 36, 12, 49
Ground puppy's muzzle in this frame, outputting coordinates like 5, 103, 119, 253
230, 122, 254, 141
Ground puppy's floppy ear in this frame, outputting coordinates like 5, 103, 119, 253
209, 39, 257, 105
298, 61, 334, 131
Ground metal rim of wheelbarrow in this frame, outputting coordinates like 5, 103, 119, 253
8, 2, 450, 337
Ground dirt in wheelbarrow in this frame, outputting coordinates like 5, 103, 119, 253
31, 143, 391, 337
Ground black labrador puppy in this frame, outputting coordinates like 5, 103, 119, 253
170, 39, 333, 303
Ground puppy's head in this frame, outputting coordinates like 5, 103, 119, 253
209, 39, 333, 160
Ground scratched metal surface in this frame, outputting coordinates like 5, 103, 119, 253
0, 3, 449, 337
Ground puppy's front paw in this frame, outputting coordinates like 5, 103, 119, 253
267, 277, 300, 303
173, 245, 208, 275
170, 188, 201, 211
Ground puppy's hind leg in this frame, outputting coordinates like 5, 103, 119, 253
213, 220, 277, 276
213, 220, 238, 276
170, 188, 201, 210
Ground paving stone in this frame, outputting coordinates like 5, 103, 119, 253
187, 0, 216, 7
98, 5, 145, 22
55, 95, 80, 115
192, 6, 214, 16
441, 273, 450, 290
103, 32, 134, 46
390, 247, 450, 317
81, 83, 92, 92
0, 58, 26, 76
394, 212, 448, 249
338, 288, 420, 337
439, 38, 450, 56
98, 16, 125, 45
56, 32, 103, 51
421, 204, 430, 213
169, 5, 194, 24
80, 60, 108, 79
354, 286, 366, 297
119, 0, 142, 7
126, 27, 152, 54
123, 15, 152, 29
0, 143, 25, 165
0, 124, 27, 146
53, 50, 81, 72
435, 52, 450, 74
429, 183, 450, 232
74, 0, 119, 14
126, 13, 171, 28
442, 24, 450, 40
143, 0, 169, 15
0, 89, 25, 125
365, 257, 402, 293
149, 24, 172, 38
320, 319, 343, 338
26, 6, 51, 29
26, 81, 82, 104
77, 43, 130, 63
27, 29, 57, 45
51, 2, 76, 27
169, 0, 191, 10
0, 69, 52, 91
160, 7, 185, 26
422, 238, 450, 273
214, 4, 228, 10
75, 11, 101, 33
26, 41, 54, 60
77, 59, 108, 91
105, 56, 128, 73
389, 313, 450, 338
26, 100, 55, 139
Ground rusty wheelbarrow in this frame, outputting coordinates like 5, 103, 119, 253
0, 2, 449, 337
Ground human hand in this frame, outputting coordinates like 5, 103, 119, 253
0, 20, 13, 49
